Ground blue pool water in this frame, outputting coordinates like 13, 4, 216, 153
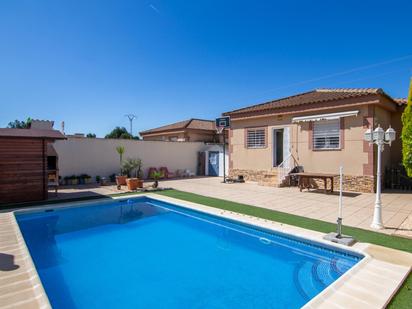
16, 197, 362, 308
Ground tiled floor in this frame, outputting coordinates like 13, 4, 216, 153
52, 177, 412, 238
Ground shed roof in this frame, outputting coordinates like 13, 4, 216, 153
0, 128, 66, 139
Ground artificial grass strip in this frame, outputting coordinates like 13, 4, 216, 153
153, 189, 412, 309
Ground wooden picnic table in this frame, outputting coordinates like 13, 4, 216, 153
292, 172, 339, 194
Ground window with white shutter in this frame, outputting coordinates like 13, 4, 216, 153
313, 120, 340, 150
246, 128, 266, 148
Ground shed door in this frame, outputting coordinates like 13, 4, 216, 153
208, 151, 219, 176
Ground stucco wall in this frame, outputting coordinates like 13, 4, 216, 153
230, 115, 293, 171
53, 138, 206, 179
374, 105, 403, 170
230, 105, 372, 176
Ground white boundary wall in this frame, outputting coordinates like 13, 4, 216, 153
54, 138, 206, 179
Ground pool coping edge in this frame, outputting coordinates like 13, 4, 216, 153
1, 193, 411, 309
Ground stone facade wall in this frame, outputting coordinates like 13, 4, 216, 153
229, 168, 375, 193
229, 169, 277, 182
311, 175, 374, 193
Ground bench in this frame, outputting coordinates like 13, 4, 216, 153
291, 172, 339, 194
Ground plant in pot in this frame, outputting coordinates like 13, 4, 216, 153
83, 174, 92, 184
78, 174, 86, 185
152, 171, 164, 189
63, 176, 70, 186
122, 158, 143, 190
115, 146, 127, 186
109, 174, 116, 183
70, 175, 78, 185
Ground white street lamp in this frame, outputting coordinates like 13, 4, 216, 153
364, 125, 396, 229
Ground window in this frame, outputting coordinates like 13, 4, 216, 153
246, 128, 266, 148
313, 120, 340, 149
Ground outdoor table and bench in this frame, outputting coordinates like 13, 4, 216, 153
292, 172, 339, 194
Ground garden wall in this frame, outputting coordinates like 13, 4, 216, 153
53, 137, 207, 180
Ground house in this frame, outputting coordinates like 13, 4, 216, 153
223, 88, 406, 193
140, 118, 220, 142
0, 124, 66, 204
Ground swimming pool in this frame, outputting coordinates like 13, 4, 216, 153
16, 196, 363, 308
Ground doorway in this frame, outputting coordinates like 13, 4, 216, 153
208, 151, 220, 176
273, 129, 284, 166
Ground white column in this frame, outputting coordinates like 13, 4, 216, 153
371, 142, 384, 229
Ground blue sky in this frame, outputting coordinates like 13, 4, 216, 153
1, 0, 412, 137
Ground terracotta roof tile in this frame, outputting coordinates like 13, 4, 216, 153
394, 98, 408, 105
223, 88, 396, 117
140, 119, 215, 135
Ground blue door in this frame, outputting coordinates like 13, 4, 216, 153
208, 151, 219, 176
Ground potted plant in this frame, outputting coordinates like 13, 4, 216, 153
109, 174, 116, 183
70, 175, 78, 185
122, 158, 143, 190
63, 176, 70, 186
152, 171, 164, 189
78, 174, 85, 185
115, 146, 127, 186
83, 174, 92, 184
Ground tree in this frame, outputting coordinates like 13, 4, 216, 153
116, 146, 125, 174
402, 79, 412, 177
105, 127, 133, 139
86, 133, 96, 138
105, 127, 140, 140
7, 118, 32, 129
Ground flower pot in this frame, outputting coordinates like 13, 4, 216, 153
127, 178, 143, 190
116, 175, 127, 186
126, 178, 138, 190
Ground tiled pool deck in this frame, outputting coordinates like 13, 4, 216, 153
0, 193, 411, 308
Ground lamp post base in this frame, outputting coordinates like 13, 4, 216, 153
370, 222, 384, 229
371, 202, 384, 230
323, 232, 357, 246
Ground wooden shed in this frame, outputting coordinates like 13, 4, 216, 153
0, 128, 66, 204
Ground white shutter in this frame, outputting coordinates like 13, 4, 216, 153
313, 120, 340, 149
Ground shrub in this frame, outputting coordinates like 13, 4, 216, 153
402, 80, 412, 177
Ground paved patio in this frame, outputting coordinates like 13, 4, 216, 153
52, 177, 412, 238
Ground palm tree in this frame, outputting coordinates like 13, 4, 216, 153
116, 146, 125, 175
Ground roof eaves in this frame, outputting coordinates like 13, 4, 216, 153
223, 90, 318, 115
